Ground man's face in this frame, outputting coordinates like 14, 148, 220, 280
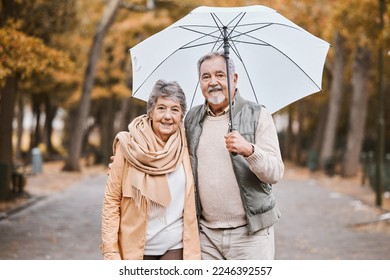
199, 56, 237, 113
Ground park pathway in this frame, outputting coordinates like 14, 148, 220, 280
0, 172, 389, 260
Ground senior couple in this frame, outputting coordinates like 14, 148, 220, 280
101, 51, 284, 260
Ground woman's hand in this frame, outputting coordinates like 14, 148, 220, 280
107, 155, 114, 175
103, 251, 121, 260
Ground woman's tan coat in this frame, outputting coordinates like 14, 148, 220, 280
101, 138, 201, 260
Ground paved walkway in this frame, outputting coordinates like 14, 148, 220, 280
0, 173, 104, 260
274, 178, 390, 259
0, 170, 389, 260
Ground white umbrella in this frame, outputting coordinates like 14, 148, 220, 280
130, 5, 330, 116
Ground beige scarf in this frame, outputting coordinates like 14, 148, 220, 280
114, 114, 185, 215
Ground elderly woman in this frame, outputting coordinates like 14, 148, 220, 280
101, 80, 200, 260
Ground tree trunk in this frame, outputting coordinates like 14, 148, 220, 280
0, 76, 17, 200
308, 102, 328, 171
342, 46, 371, 177
320, 32, 345, 168
0, 0, 17, 200
0, 0, 15, 26
295, 102, 305, 165
30, 94, 42, 150
15, 91, 24, 160
63, 0, 121, 171
101, 97, 115, 166
282, 106, 293, 161
44, 95, 57, 157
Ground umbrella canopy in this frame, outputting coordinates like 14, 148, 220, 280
130, 5, 330, 114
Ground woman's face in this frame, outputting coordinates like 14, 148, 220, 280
150, 97, 182, 142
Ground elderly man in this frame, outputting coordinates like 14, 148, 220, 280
184, 51, 284, 260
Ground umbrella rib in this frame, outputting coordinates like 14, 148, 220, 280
224, 23, 322, 101
210, 12, 246, 40
180, 40, 222, 49
212, 15, 260, 101
178, 22, 301, 46
179, 21, 305, 53
228, 22, 304, 42
132, 49, 185, 96
179, 21, 303, 36
235, 22, 303, 32
241, 61, 259, 103
178, 26, 227, 50
133, 24, 233, 96
181, 14, 270, 105
240, 32, 322, 90
178, 25, 242, 52
225, 37, 259, 104
179, 25, 221, 40
180, 22, 303, 44
133, 39, 224, 96
223, 22, 322, 91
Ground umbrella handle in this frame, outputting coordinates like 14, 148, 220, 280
228, 122, 237, 157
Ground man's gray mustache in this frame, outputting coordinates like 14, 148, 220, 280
208, 87, 223, 93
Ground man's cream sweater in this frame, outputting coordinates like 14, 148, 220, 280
197, 108, 284, 229
198, 113, 247, 228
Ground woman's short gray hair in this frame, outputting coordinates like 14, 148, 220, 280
146, 79, 187, 118
197, 50, 235, 77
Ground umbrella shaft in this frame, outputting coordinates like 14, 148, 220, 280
223, 27, 234, 132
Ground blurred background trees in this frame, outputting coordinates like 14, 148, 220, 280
1, 0, 389, 203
